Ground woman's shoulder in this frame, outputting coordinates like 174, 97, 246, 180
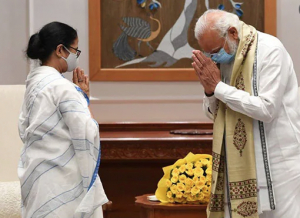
50, 77, 87, 106
50, 77, 79, 96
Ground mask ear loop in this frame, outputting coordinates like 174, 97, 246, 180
63, 45, 72, 54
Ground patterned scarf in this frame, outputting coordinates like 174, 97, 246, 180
207, 22, 258, 218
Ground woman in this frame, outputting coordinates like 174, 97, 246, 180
18, 22, 108, 218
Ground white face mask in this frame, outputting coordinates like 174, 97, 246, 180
62, 46, 79, 72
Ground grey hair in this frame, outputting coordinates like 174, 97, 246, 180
194, 9, 240, 40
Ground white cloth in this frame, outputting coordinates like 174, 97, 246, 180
204, 32, 300, 217
18, 66, 108, 218
0, 181, 21, 218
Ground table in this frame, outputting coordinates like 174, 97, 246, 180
135, 194, 207, 218
99, 122, 213, 218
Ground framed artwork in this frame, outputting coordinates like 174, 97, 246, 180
89, 0, 276, 81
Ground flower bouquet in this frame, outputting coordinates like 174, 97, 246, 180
155, 152, 212, 204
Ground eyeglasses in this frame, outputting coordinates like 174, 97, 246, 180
63, 45, 81, 58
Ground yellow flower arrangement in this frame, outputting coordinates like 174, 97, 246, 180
179, 164, 186, 173
185, 186, 192, 194
194, 167, 204, 177
179, 174, 187, 183
170, 184, 177, 194
175, 191, 183, 198
172, 168, 180, 176
186, 168, 194, 177
194, 161, 203, 168
185, 178, 194, 187
166, 179, 172, 188
176, 183, 186, 192
191, 186, 200, 196
186, 162, 193, 170
171, 175, 179, 183
155, 152, 212, 204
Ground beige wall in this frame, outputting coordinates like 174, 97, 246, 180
0, 0, 299, 122
0, 0, 28, 85
89, 81, 206, 122
277, 0, 300, 81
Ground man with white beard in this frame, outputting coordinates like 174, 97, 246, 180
192, 9, 300, 218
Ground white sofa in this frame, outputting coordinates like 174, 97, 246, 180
0, 85, 25, 218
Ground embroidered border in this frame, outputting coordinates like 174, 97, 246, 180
229, 179, 257, 200
233, 118, 247, 157
233, 201, 257, 217
209, 194, 224, 212
235, 72, 246, 91
252, 37, 275, 210
214, 100, 220, 121
241, 31, 255, 62
216, 173, 224, 191
212, 152, 224, 172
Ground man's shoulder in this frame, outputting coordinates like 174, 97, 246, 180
257, 31, 284, 50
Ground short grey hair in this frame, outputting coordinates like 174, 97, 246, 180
194, 9, 240, 40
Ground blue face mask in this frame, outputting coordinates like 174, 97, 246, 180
211, 48, 235, 64
204, 37, 236, 64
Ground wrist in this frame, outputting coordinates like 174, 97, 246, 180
205, 91, 214, 97
208, 81, 220, 95
84, 90, 90, 98
82, 91, 90, 106
204, 87, 215, 96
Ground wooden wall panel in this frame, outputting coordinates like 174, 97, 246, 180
89, 0, 276, 80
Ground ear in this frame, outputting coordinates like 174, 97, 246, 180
228, 27, 239, 40
55, 44, 64, 58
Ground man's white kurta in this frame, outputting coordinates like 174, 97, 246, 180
18, 66, 108, 218
204, 32, 300, 218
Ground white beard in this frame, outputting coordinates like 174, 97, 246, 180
227, 38, 238, 55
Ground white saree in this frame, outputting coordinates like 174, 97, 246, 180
18, 66, 108, 218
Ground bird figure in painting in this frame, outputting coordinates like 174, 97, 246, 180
112, 0, 161, 61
